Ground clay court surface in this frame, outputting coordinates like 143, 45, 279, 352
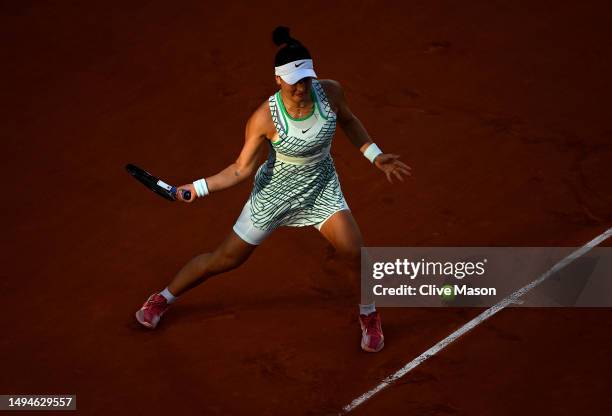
2, 1, 612, 414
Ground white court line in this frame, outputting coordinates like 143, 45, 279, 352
341, 228, 612, 414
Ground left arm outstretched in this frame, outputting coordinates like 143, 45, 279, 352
321, 79, 412, 183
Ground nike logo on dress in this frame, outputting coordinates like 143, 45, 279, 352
295, 62, 305, 67
302, 127, 312, 133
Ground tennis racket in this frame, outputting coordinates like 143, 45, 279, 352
125, 164, 191, 202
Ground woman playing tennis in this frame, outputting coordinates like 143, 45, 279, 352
136, 27, 411, 352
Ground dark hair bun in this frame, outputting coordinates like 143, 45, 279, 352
272, 26, 294, 47
272, 26, 311, 66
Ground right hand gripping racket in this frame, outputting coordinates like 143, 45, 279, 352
125, 164, 191, 202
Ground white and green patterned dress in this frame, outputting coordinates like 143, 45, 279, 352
232, 79, 349, 245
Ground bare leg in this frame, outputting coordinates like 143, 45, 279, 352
318, 209, 384, 352
318, 209, 364, 296
168, 231, 256, 296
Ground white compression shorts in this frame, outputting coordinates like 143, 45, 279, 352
232, 198, 350, 246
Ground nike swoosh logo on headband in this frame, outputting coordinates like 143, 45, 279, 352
302, 127, 312, 133
295, 62, 305, 67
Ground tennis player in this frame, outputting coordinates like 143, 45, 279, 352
136, 27, 411, 352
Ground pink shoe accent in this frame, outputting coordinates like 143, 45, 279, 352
135, 293, 170, 329
359, 311, 384, 352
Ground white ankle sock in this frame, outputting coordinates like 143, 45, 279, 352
160, 287, 177, 304
359, 303, 376, 316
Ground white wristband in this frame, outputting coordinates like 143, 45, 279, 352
363, 143, 383, 163
193, 178, 209, 198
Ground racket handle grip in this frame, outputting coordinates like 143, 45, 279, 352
171, 187, 191, 201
